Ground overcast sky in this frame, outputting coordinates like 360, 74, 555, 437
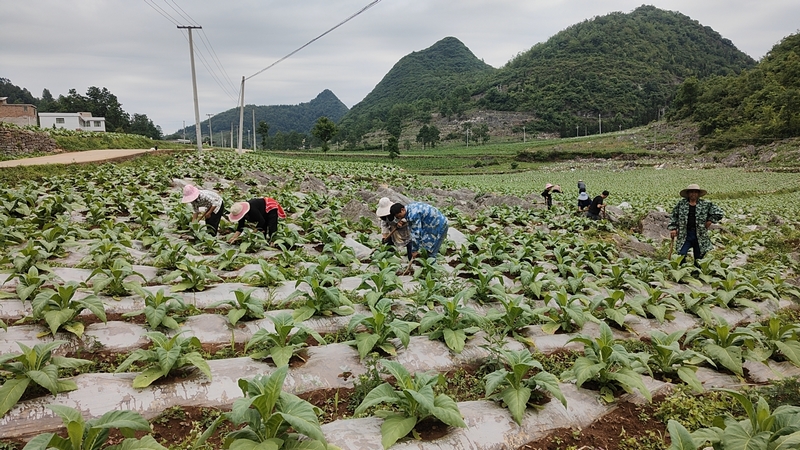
3, 1, 798, 134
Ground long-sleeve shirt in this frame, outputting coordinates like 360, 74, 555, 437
191, 190, 222, 214
668, 198, 724, 255
235, 197, 285, 232
404, 202, 448, 254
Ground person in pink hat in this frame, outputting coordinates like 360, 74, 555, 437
181, 184, 224, 236
227, 197, 286, 244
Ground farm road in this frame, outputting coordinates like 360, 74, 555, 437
0, 148, 154, 167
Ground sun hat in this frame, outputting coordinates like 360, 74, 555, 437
181, 184, 200, 203
552, 185, 562, 193
375, 197, 392, 217
228, 201, 251, 222
679, 183, 708, 198
578, 192, 589, 201
545, 183, 553, 189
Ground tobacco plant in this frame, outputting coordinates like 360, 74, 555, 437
209, 288, 266, 326
241, 259, 286, 287
0, 340, 91, 418
668, 390, 800, 450
561, 322, 652, 403
685, 320, 762, 376
114, 331, 212, 388
484, 347, 566, 424
534, 288, 595, 334
163, 258, 222, 292
419, 289, 483, 353
748, 317, 800, 367
347, 293, 419, 359
12, 265, 58, 302
31, 282, 106, 337
201, 366, 330, 449
647, 330, 713, 393
247, 311, 324, 366
124, 286, 187, 330
627, 285, 684, 324
85, 257, 146, 297
588, 289, 630, 329
355, 359, 466, 449
21, 405, 166, 450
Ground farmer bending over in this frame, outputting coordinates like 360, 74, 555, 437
389, 201, 448, 260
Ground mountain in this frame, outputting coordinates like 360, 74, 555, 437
176, 89, 348, 138
669, 32, 800, 150
338, 6, 757, 142
336, 37, 496, 143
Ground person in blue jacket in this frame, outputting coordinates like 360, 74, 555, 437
389, 202, 449, 259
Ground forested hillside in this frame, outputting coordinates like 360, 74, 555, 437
336, 37, 495, 146
669, 32, 800, 150
175, 89, 349, 144
337, 5, 756, 144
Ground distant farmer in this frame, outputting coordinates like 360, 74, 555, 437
541, 183, 561, 210
181, 184, 224, 236
577, 191, 591, 211
389, 201, 449, 259
668, 183, 724, 264
578, 179, 586, 193
227, 197, 286, 244
586, 190, 609, 220
375, 197, 412, 259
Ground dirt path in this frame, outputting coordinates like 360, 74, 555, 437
0, 148, 155, 167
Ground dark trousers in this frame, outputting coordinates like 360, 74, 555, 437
679, 229, 703, 262
258, 209, 279, 240
206, 201, 224, 236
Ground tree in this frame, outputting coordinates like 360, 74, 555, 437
416, 124, 440, 149
129, 113, 162, 140
39, 89, 55, 112
387, 136, 399, 160
311, 116, 337, 152
256, 121, 270, 149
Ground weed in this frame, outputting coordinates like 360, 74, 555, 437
655, 385, 744, 432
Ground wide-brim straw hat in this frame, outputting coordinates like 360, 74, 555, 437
680, 184, 708, 198
552, 185, 562, 193
228, 201, 251, 222
181, 184, 200, 203
375, 197, 392, 217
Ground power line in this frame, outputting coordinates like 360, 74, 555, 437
143, 0, 180, 25
246, 0, 382, 80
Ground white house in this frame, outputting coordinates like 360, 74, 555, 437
39, 112, 106, 132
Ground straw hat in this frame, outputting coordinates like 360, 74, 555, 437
375, 197, 392, 217
578, 192, 589, 201
228, 201, 251, 222
181, 184, 200, 203
679, 184, 708, 198
552, 185, 562, 193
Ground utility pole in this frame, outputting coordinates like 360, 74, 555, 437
206, 114, 213, 147
523, 125, 526, 143
252, 109, 256, 151
576, 124, 579, 137
598, 114, 602, 134
237, 76, 245, 154
182, 121, 186, 141
178, 25, 203, 152
230, 123, 233, 148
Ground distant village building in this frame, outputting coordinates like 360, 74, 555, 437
0, 97, 38, 126
39, 112, 107, 132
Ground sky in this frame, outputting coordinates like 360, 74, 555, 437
2, 1, 799, 135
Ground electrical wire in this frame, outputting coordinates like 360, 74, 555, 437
246, 0, 382, 80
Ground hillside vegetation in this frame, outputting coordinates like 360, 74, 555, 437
670, 32, 800, 150
337, 5, 756, 145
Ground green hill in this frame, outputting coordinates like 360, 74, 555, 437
174, 89, 349, 140
336, 36, 496, 145
338, 5, 756, 143
669, 32, 800, 150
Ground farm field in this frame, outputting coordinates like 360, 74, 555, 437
1, 149, 800, 450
